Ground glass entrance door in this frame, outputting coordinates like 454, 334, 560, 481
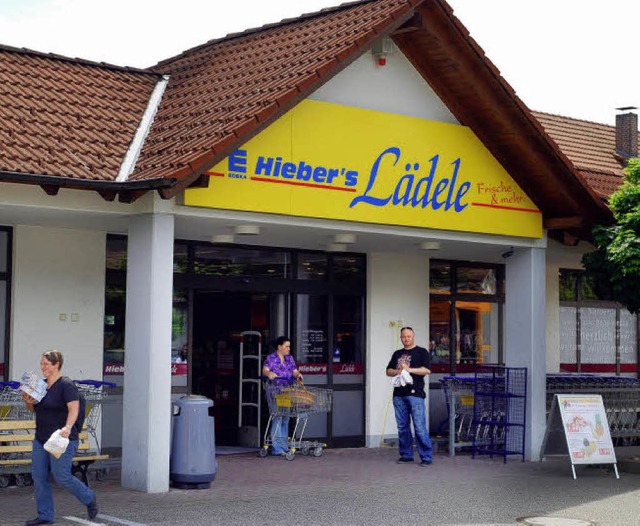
191, 291, 288, 447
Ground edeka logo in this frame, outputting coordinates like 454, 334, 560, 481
350, 147, 471, 212
227, 149, 249, 179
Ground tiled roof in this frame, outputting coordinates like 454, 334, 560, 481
0, 0, 619, 232
533, 111, 636, 199
132, 0, 419, 183
0, 45, 162, 183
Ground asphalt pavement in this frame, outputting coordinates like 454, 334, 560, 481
2, 446, 640, 526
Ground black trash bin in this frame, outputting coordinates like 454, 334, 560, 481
170, 395, 217, 489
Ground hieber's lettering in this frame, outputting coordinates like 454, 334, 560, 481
254, 156, 358, 186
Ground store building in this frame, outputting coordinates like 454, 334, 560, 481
0, 0, 636, 493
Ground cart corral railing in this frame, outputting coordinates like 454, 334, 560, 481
546, 375, 640, 446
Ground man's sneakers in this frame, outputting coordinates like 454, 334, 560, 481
25, 519, 53, 526
87, 497, 99, 520
396, 457, 433, 466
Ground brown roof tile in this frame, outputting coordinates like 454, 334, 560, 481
0, 45, 162, 181
533, 111, 638, 199
131, 0, 417, 182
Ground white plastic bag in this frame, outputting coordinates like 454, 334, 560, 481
44, 429, 69, 459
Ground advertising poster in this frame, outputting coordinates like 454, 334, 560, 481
556, 394, 616, 465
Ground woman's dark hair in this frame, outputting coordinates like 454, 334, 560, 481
42, 350, 64, 369
272, 336, 290, 349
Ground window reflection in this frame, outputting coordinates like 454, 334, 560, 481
296, 295, 328, 384
429, 300, 451, 364
430, 262, 451, 294
456, 267, 497, 295
298, 253, 328, 280
333, 296, 364, 383
332, 255, 366, 283
193, 247, 290, 278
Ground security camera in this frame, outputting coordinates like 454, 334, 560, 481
501, 247, 514, 259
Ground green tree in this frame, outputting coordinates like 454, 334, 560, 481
582, 158, 640, 312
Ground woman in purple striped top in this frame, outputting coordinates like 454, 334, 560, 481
262, 336, 303, 455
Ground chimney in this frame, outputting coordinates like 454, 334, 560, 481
615, 107, 638, 158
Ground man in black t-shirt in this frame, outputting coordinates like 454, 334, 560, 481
386, 327, 433, 466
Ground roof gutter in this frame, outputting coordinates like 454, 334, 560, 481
0, 170, 173, 191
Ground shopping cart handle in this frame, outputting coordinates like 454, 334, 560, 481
75, 380, 117, 388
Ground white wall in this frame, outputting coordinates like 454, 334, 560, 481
10, 225, 106, 381
545, 239, 594, 373
366, 251, 430, 446
311, 42, 458, 124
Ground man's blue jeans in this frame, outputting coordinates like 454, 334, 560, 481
393, 395, 433, 462
270, 416, 289, 455
31, 439, 95, 521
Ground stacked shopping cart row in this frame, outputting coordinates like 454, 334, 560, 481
546, 375, 640, 446
439, 377, 477, 445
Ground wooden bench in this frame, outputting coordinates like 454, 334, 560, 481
0, 419, 109, 488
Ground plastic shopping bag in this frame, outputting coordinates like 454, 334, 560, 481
44, 429, 69, 459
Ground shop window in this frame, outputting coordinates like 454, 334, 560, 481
106, 236, 127, 270
0, 228, 10, 381
429, 260, 503, 374
171, 289, 189, 387
429, 300, 451, 365
174, 242, 188, 273
193, 246, 291, 278
559, 269, 637, 374
297, 253, 327, 280
104, 284, 126, 382
331, 255, 366, 283
456, 267, 497, 295
296, 294, 328, 384
559, 271, 578, 301
429, 262, 451, 294
333, 296, 364, 384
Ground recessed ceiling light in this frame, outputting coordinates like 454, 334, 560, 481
211, 234, 235, 243
420, 241, 441, 251
333, 233, 356, 244
234, 225, 260, 235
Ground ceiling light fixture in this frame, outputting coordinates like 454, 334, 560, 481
419, 241, 441, 251
333, 233, 356, 244
327, 243, 347, 252
234, 225, 260, 235
211, 234, 235, 244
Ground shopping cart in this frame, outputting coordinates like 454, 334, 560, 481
0, 381, 31, 421
438, 376, 477, 454
74, 380, 116, 452
259, 380, 333, 460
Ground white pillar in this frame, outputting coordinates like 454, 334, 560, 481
121, 214, 174, 492
505, 247, 546, 461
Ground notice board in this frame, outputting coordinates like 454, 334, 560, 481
542, 394, 618, 479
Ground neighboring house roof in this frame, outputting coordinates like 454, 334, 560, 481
0, 44, 171, 200
533, 111, 637, 199
0, 0, 618, 239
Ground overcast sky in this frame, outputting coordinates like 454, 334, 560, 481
1, 0, 637, 126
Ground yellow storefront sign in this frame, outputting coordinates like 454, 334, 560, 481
184, 100, 542, 238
